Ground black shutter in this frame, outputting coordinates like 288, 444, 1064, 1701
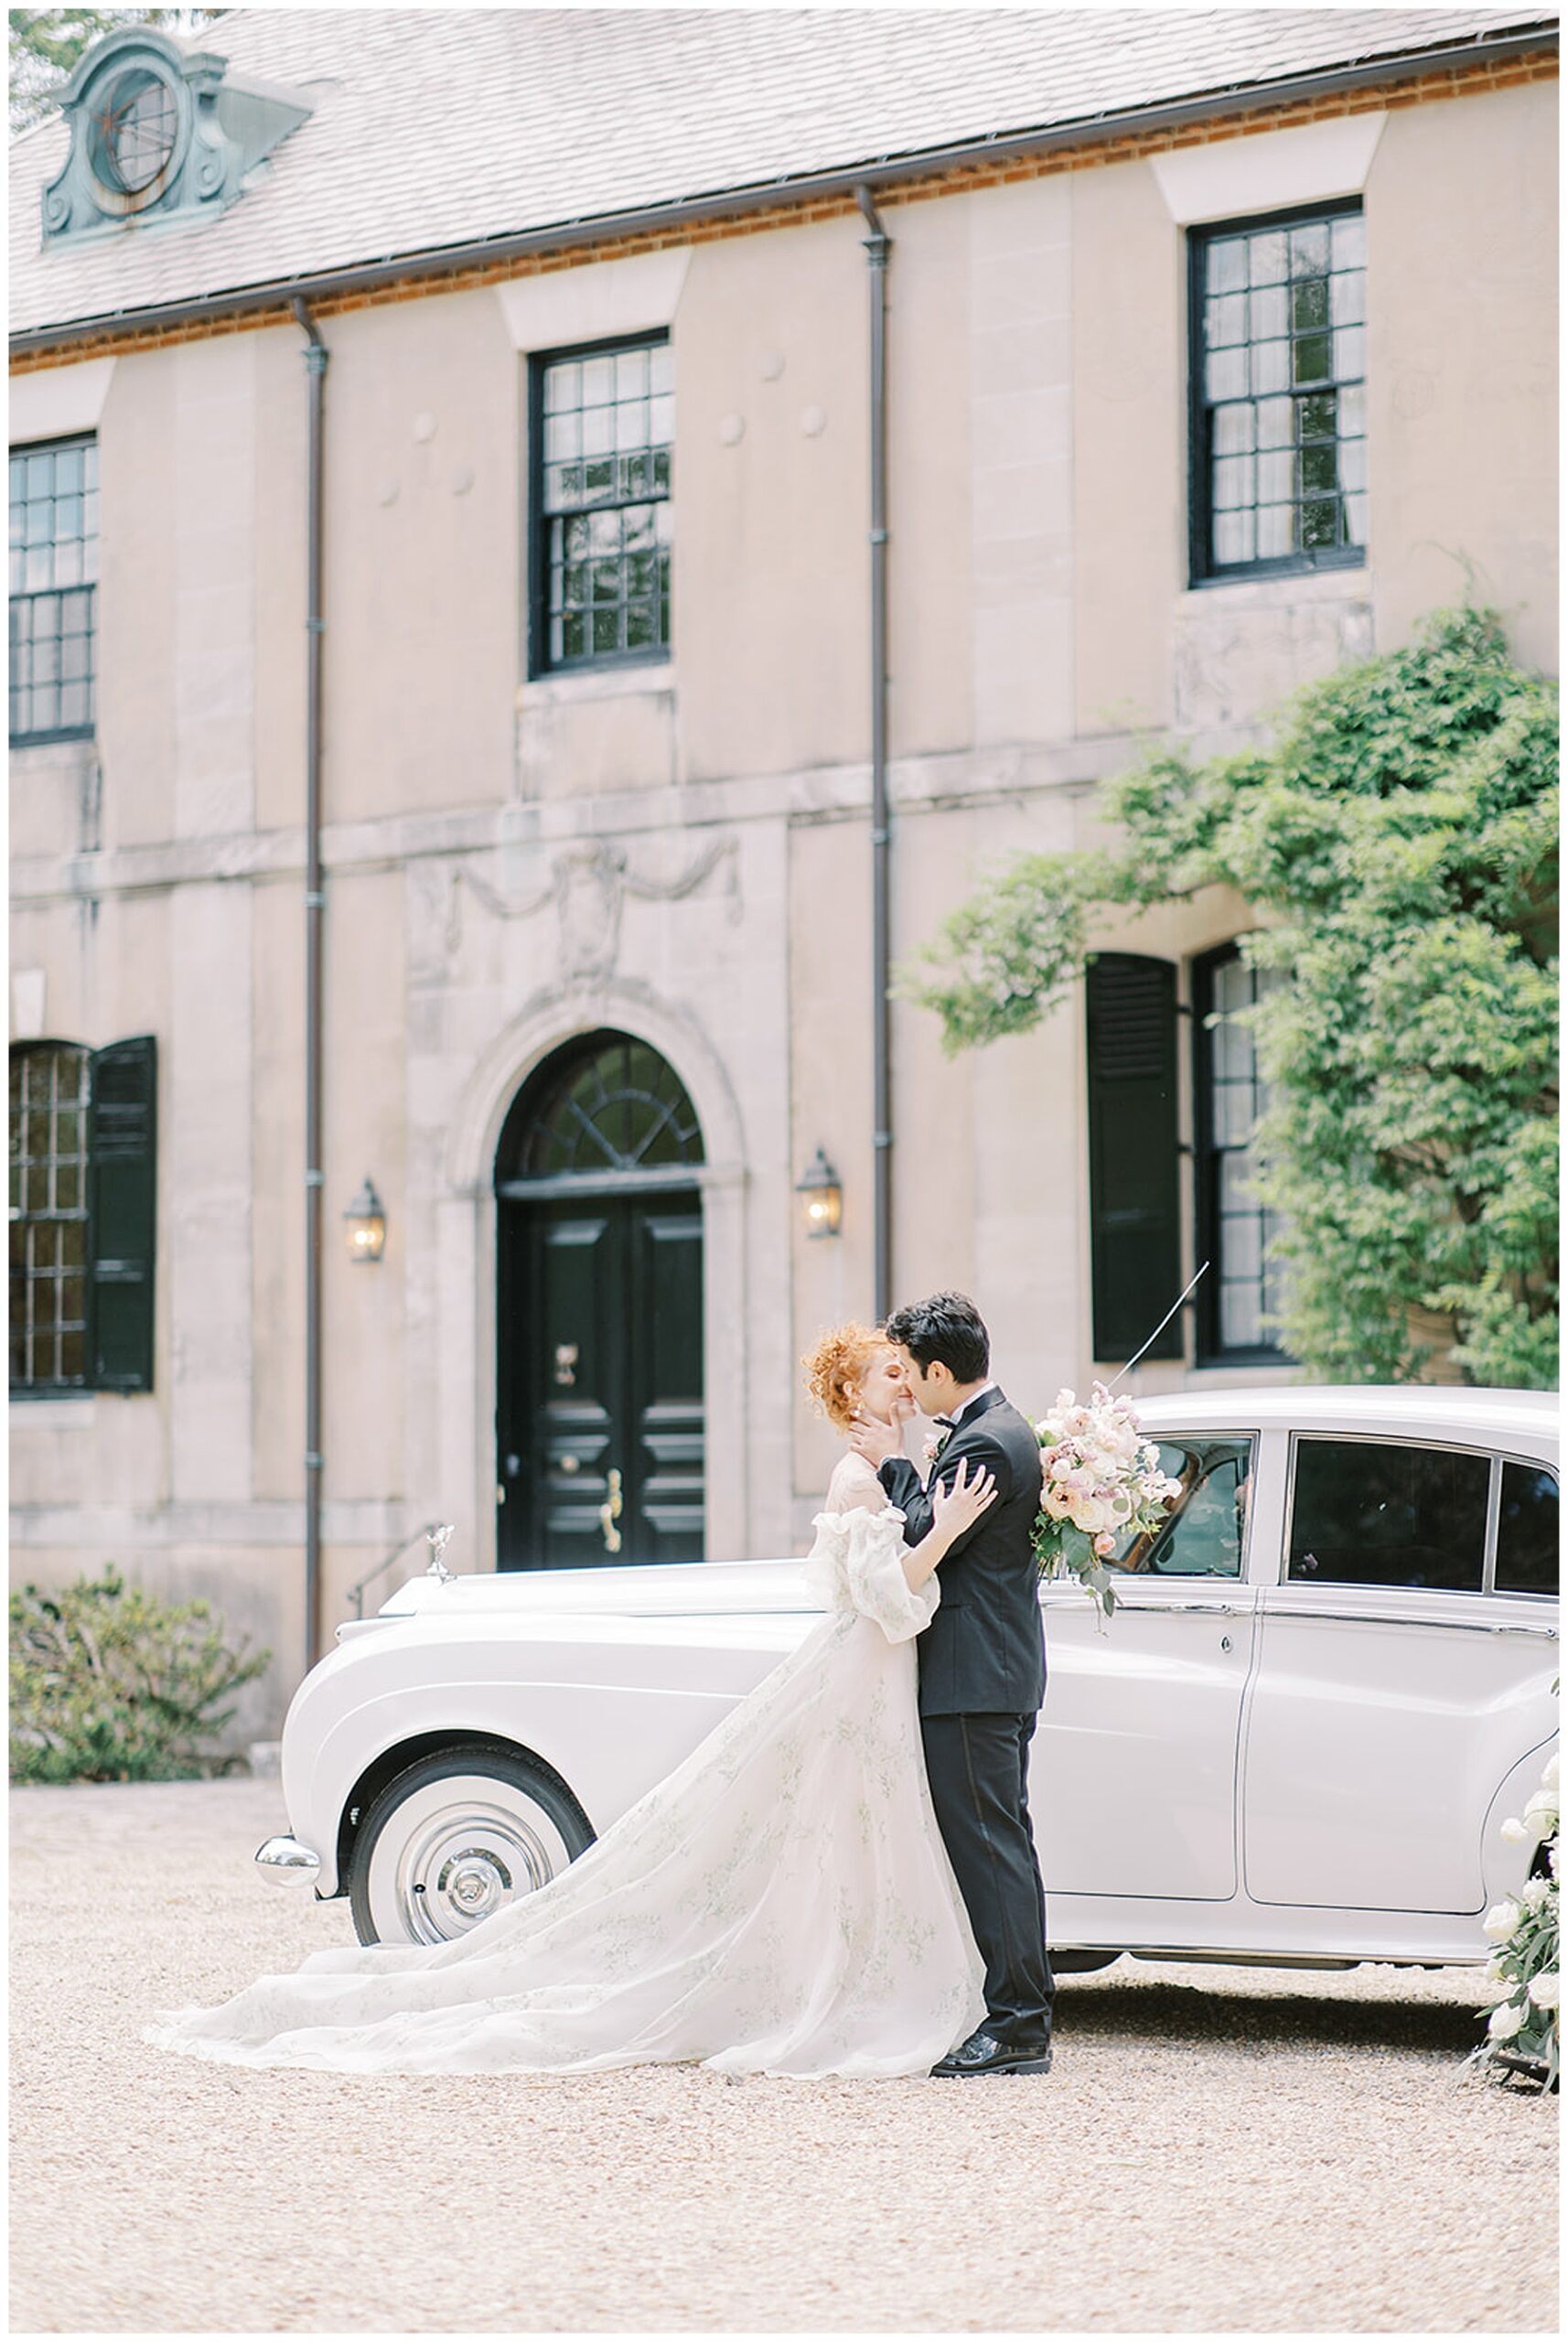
1085, 955, 1182, 1365
88, 1036, 156, 1391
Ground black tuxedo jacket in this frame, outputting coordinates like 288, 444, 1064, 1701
878, 1387, 1046, 1719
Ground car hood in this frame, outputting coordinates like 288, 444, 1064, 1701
377, 1555, 820, 1622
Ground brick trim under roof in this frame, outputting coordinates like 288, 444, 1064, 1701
9, 8, 1558, 368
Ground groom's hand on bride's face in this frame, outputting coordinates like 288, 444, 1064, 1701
847, 1409, 905, 1467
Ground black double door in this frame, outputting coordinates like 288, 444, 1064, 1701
497, 1186, 705, 1571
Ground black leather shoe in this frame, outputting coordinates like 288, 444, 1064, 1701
930, 2026, 1053, 2078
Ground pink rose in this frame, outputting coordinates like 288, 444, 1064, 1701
1094, 1531, 1116, 1556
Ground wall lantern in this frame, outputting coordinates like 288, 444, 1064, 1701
344, 1176, 386, 1264
795, 1147, 843, 1240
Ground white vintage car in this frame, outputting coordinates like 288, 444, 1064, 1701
260, 1386, 1559, 1974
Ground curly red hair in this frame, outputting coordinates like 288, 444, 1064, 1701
801, 1321, 892, 1433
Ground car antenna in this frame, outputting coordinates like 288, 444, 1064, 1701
1106, 1262, 1210, 1390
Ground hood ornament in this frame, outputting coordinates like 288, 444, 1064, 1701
425, 1522, 456, 1584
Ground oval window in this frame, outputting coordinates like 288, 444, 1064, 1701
90, 69, 179, 200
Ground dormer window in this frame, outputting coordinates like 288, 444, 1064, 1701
41, 27, 311, 246
89, 64, 181, 207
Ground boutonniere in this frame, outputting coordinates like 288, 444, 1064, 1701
923, 1429, 951, 1468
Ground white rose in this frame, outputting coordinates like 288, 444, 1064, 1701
1485, 1952, 1508, 1982
1483, 1899, 1522, 1941
1487, 1999, 1526, 2042
1500, 1816, 1530, 1844
1523, 1788, 1558, 1825
1527, 1971, 1560, 2010
1521, 1876, 1552, 1914
1543, 1752, 1559, 1794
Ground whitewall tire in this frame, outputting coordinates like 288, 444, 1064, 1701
348, 1745, 596, 1947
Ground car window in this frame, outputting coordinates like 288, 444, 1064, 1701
1287, 1439, 1488, 1593
1109, 1437, 1251, 1578
1494, 1461, 1559, 1596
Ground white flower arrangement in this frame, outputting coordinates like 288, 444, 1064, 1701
1032, 1381, 1184, 1617
1471, 1739, 1560, 2093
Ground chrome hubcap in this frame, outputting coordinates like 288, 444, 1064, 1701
392, 1793, 561, 1945
442, 1850, 510, 1918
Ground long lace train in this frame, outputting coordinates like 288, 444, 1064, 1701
144, 1506, 985, 2077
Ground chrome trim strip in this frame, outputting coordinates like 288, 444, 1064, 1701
1102, 1598, 1251, 1615
1482, 1454, 1503, 1595
1259, 1608, 1558, 1638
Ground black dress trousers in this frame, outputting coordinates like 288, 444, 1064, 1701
920, 1707, 1056, 2047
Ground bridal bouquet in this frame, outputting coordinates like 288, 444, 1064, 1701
1032, 1382, 1184, 1618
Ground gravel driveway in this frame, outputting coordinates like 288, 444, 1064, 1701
10, 1778, 1557, 2335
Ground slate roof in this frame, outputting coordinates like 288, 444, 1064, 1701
9, 6, 1557, 338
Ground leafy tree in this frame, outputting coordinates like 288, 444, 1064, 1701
10, 8, 223, 134
902, 606, 1558, 1387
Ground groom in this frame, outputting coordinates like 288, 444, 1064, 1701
850, 1291, 1055, 2077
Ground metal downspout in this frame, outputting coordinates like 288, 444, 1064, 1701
292, 298, 328, 1671
854, 185, 892, 1321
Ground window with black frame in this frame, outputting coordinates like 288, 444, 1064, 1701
9, 436, 99, 742
1194, 944, 1286, 1363
532, 338, 672, 673
9, 1037, 157, 1396
9, 1044, 91, 1390
1190, 203, 1366, 581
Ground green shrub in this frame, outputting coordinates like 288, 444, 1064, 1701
9, 1568, 271, 1784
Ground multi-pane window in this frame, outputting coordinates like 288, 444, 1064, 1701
9, 436, 99, 741
9, 1046, 91, 1391
1195, 946, 1286, 1361
8, 1037, 157, 1397
533, 338, 672, 671
1191, 204, 1366, 578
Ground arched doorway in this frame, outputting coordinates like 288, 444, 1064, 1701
494, 1029, 705, 1571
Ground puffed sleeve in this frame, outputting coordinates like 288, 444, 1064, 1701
805, 1506, 940, 1644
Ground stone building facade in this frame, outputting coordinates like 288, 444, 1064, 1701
8, 9, 1558, 1734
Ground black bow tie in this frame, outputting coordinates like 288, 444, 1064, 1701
934, 1414, 957, 1430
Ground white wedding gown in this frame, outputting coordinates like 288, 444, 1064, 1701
145, 1504, 986, 2078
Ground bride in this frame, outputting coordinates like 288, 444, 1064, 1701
145, 1323, 994, 2079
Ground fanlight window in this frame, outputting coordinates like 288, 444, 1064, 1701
505, 1033, 703, 1182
